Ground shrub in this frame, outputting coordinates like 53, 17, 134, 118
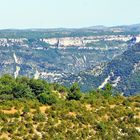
38, 93, 57, 105
13, 84, 34, 99
67, 83, 82, 100
33, 113, 46, 122
28, 79, 45, 96
22, 105, 30, 114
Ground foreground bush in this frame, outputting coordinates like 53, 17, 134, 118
38, 93, 58, 105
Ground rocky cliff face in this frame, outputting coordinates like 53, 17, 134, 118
43, 35, 132, 47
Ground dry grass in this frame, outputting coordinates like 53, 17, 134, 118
2, 107, 18, 114
40, 105, 50, 113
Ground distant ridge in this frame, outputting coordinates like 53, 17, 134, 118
0, 23, 140, 30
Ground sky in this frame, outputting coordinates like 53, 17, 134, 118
0, 0, 140, 29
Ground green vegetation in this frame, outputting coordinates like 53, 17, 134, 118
0, 75, 140, 140
67, 83, 82, 100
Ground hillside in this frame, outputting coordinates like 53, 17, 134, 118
0, 75, 140, 140
61, 41, 140, 96
102, 42, 140, 95
0, 30, 130, 79
0, 25, 140, 95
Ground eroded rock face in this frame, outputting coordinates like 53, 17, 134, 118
43, 35, 132, 47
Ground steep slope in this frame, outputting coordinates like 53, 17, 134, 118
61, 40, 140, 96
100, 42, 140, 95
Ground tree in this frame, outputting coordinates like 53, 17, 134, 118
0, 74, 15, 86
105, 83, 112, 92
16, 76, 30, 85
0, 84, 13, 95
67, 83, 82, 100
13, 83, 34, 98
28, 79, 45, 96
28, 79, 51, 96
0, 74, 15, 95
102, 83, 113, 97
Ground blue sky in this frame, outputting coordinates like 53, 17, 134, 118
0, 0, 140, 29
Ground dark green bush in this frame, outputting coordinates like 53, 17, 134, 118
67, 83, 82, 100
38, 93, 57, 105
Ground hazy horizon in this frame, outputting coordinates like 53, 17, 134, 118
0, 0, 140, 29
0, 23, 140, 30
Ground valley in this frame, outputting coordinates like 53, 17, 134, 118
0, 25, 140, 95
